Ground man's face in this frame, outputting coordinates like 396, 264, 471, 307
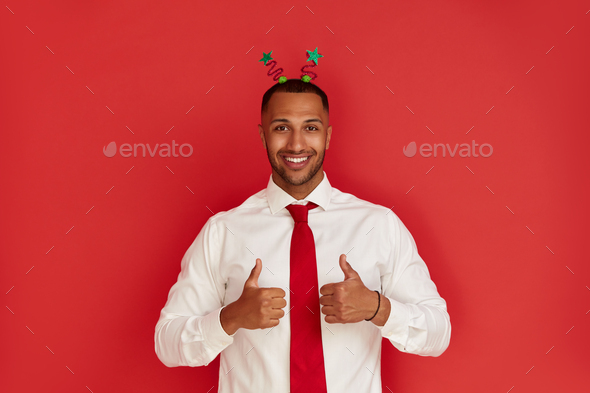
258, 92, 332, 188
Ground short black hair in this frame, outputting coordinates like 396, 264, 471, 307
261, 78, 329, 115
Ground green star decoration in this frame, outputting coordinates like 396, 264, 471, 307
306, 47, 324, 65
259, 50, 274, 65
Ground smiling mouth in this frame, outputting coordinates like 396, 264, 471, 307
284, 156, 310, 163
281, 154, 311, 169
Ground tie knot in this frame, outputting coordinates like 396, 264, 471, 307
285, 202, 318, 223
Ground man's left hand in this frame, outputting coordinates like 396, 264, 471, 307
319, 254, 377, 324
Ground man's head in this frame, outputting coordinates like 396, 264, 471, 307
258, 79, 332, 199
261, 78, 329, 115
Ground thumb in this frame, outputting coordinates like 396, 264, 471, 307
339, 254, 358, 280
245, 258, 262, 288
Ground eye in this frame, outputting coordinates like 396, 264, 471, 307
307, 126, 319, 131
274, 125, 288, 131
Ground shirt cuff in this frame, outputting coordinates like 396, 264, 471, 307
376, 295, 410, 349
182, 306, 236, 366
204, 305, 236, 348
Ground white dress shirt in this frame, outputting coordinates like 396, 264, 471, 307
154, 171, 451, 392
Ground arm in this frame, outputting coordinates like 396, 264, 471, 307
154, 216, 235, 367
375, 213, 451, 357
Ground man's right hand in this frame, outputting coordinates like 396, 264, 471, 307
220, 258, 287, 335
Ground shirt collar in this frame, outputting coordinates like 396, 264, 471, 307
266, 170, 332, 214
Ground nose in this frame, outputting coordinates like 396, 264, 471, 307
286, 128, 307, 152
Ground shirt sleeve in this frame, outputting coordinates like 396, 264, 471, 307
376, 213, 452, 357
154, 216, 236, 367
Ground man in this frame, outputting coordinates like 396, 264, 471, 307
154, 79, 451, 392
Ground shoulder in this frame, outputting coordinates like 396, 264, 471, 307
206, 188, 268, 227
330, 186, 399, 219
329, 186, 409, 241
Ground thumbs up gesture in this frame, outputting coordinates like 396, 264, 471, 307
221, 258, 287, 335
244, 257, 263, 288
319, 254, 378, 324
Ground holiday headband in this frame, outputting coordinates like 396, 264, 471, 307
259, 47, 324, 83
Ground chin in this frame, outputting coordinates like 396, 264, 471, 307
285, 174, 311, 186
285, 166, 319, 186
268, 151, 323, 187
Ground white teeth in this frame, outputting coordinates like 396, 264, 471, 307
284, 156, 309, 163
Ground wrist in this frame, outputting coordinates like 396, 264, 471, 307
220, 302, 240, 335
370, 295, 391, 327
364, 290, 380, 321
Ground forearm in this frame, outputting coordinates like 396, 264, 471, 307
154, 307, 234, 367
379, 296, 451, 357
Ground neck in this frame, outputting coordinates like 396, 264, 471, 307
272, 169, 324, 201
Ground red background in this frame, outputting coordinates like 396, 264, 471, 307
1, 1, 589, 392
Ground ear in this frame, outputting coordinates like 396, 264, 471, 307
326, 124, 332, 150
258, 124, 266, 149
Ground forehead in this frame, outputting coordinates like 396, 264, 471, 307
265, 92, 325, 119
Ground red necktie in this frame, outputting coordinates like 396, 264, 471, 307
285, 201, 328, 392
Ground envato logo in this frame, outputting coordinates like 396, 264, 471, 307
103, 141, 193, 158
403, 141, 493, 158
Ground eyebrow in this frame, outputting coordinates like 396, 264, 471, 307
270, 118, 323, 125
